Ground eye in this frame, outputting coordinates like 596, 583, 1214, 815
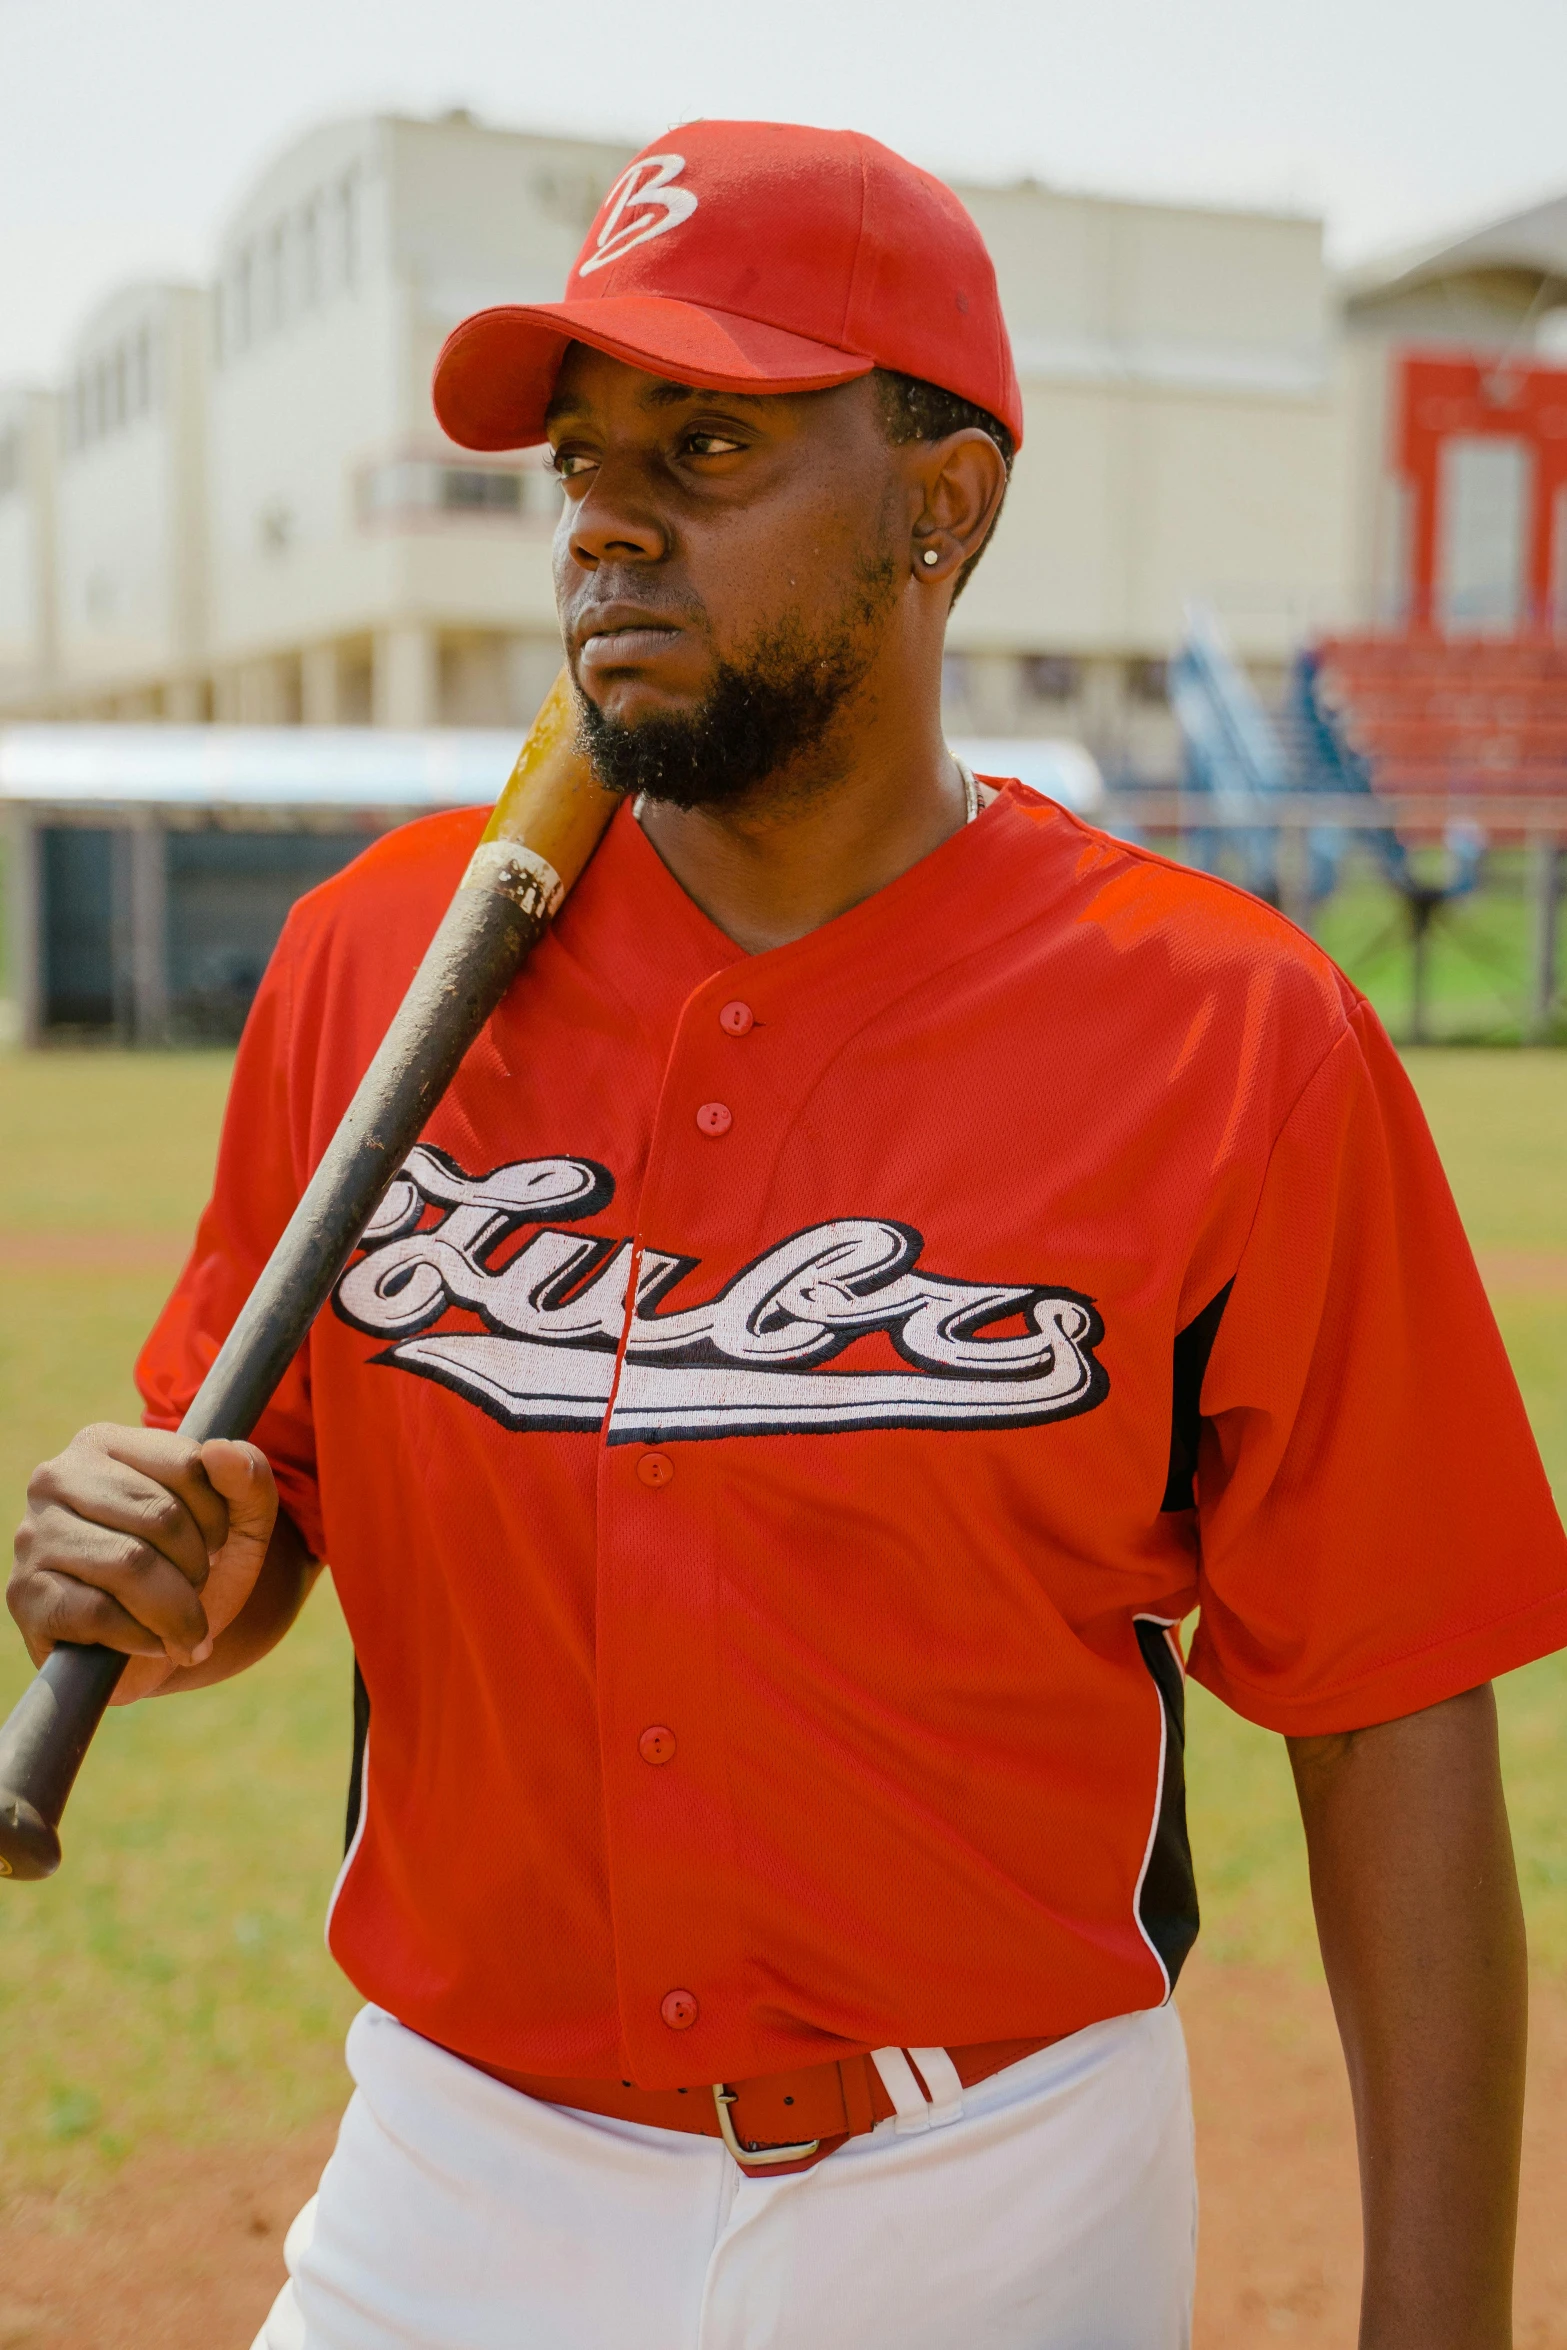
548, 448, 598, 480
684, 431, 744, 458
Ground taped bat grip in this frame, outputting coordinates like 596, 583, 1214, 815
0, 876, 546, 1883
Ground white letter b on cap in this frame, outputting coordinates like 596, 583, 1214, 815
578, 155, 697, 276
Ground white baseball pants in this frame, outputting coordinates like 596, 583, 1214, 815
254, 2001, 1195, 2350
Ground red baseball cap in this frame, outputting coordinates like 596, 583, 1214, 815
432, 120, 1023, 454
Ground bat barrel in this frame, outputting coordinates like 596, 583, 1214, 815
0, 672, 615, 1885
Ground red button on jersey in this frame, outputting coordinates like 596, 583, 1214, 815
639, 1725, 677, 1765
718, 1001, 754, 1036
696, 1101, 733, 1137
637, 1452, 674, 1488
661, 1989, 699, 2031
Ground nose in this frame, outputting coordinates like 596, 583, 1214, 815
565, 460, 670, 572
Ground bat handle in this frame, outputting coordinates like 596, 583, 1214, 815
0, 1644, 128, 1879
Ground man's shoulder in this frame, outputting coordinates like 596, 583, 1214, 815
281, 806, 490, 962
997, 784, 1359, 1020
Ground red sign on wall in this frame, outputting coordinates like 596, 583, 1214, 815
1398, 351, 1567, 628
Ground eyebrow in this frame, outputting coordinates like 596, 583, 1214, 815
644, 380, 773, 410
544, 377, 773, 427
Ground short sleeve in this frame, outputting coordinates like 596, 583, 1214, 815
135, 922, 326, 1562
1186, 999, 1567, 1735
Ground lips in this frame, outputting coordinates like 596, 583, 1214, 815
578, 623, 682, 672
570, 594, 695, 675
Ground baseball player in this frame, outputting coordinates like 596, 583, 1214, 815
11, 122, 1567, 2350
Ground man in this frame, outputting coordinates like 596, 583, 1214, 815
11, 122, 1567, 2350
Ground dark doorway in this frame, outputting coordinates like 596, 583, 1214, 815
165, 831, 368, 1040
41, 828, 116, 1030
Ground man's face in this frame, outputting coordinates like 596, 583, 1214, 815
547, 347, 911, 808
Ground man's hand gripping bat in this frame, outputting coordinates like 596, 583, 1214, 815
0, 672, 617, 1881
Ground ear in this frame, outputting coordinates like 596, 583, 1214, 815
908, 431, 1009, 590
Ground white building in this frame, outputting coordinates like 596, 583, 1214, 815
944, 181, 1346, 768
51, 283, 210, 715
204, 111, 632, 733
0, 386, 56, 701
0, 109, 1356, 777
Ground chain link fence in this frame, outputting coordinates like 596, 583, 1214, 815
1106, 793, 1566, 1046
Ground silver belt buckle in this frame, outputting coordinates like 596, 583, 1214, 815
712, 2084, 821, 2168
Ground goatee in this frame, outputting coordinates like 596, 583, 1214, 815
573, 560, 897, 813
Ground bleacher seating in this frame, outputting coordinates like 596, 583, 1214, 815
1311, 633, 1567, 821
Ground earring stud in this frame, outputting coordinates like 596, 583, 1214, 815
921, 547, 940, 566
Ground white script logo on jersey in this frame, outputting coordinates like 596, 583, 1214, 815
576, 155, 698, 277
333, 1147, 1109, 1441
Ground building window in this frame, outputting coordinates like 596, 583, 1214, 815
337, 170, 361, 291
230, 249, 254, 356
1128, 658, 1169, 705
299, 200, 321, 309
1022, 652, 1080, 701
261, 222, 288, 336
942, 652, 971, 705
61, 319, 161, 450
443, 469, 526, 514
129, 326, 152, 417
219, 164, 365, 366
358, 455, 560, 525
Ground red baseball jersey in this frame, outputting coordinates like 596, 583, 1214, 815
138, 787, 1567, 2090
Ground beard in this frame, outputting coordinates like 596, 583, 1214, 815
572, 556, 898, 812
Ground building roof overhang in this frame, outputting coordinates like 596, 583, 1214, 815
0, 724, 526, 810
1343, 189, 1567, 310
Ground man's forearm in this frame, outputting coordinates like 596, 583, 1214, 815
1289, 1684, 1526, 2350
152, 1509, 320, 1695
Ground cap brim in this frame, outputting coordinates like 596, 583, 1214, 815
433, 296, 876, 452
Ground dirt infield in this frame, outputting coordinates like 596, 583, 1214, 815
1184, 1958, 1567, 2347
2, 1956, 1564, 2348
0, 1233, 188, 1276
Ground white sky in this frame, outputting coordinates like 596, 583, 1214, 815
1, 0, 1563, 382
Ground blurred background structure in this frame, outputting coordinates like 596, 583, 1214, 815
0, 110, 1564, 1043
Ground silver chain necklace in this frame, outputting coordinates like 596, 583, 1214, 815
635, 759, 981, 827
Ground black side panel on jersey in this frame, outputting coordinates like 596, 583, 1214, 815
1161, 1279, 1234, 1512
346, 1660, 370, 1854
1134, 1619, 1200, 1986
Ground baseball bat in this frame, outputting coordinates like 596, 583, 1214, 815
0, 669, 618, 1882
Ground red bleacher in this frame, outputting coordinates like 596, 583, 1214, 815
1314, 633, 1567, 817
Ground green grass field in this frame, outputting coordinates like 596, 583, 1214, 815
1313, 864, 1561, 1046
1123, 848, 1563, 1045
1184, 1046, 1567, 1969
0, 1047, 1563, 2205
